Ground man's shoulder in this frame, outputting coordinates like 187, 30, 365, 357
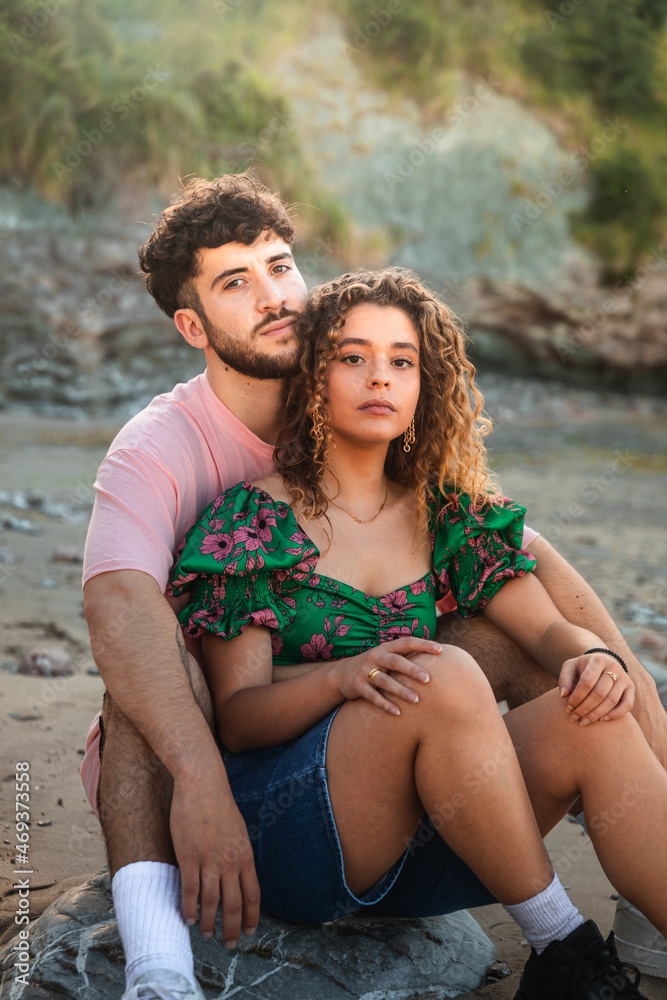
107, 374, 215, 457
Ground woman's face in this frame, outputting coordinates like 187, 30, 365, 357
324, 303, 421, 449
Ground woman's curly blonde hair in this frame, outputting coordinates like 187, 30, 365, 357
275, 267, 500, 530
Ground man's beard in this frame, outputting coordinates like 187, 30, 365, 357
202, 308, 301, 381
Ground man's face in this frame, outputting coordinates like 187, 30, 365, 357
187, 233, 308, 380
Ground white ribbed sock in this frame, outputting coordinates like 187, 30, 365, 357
112, 861, 196, 990
503, 872, 584, 954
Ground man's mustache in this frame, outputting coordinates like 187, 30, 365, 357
254, 308, 300, 336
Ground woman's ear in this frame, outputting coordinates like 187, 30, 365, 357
174, 308, 210, 350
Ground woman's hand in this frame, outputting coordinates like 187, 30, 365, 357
559, 651, 635, 725
328, 637, 441, 715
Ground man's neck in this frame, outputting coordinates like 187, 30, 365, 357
205, 364, 284, 445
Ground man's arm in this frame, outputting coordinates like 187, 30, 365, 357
84, 569, 261, 945
528, 536, 666, 766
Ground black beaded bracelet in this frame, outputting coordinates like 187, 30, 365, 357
584, 648, 628, 674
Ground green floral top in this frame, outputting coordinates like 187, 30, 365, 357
168, 482, 535, 666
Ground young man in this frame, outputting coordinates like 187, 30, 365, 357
81, 174, 667, 999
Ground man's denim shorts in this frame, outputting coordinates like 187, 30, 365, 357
222, 707, 496, 924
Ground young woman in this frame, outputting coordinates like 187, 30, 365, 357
169, 268, 664, 999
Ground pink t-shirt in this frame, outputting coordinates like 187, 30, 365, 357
83, 372, 275, 590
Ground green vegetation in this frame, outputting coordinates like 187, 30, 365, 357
519, 0, 667, 278
1, 0, 666, 278
0, 0, 347, 245
522, 0, 666, 113
342, 0, 667, 280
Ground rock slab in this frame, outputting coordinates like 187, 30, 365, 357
0, 869, 496, 999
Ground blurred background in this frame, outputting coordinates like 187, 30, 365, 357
1, 0, 667, 413
1, 6, 667, 989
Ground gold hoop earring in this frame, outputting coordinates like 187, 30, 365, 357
403, 418, 415, 453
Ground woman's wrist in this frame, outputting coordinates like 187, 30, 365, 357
323, 657, 345, 698
584, 647, 629, 674
537, 621, 602, 677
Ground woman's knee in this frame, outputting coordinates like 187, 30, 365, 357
412, 645, 497, 721
530, 688, 642, 750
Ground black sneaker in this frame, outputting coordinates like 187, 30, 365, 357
514, 919, 648, 999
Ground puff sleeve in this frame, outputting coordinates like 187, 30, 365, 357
168, 481, 317, 640
431, 491, 537, 617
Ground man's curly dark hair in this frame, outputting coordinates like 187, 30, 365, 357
138, 173, 295, 318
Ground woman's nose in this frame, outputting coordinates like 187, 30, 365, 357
369, 371, 390, 387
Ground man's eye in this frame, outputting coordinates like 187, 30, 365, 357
225, 278, 244, 289
273, 264, 290, 273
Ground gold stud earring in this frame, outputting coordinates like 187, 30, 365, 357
403, 418, 415, 453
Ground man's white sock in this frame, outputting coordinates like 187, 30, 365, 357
503, 872, 584, 954
112, 861, 196, 989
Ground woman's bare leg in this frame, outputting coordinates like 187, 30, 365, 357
327, 647, 667, 935
326, 646, 555, 905
503, 688, 667, 935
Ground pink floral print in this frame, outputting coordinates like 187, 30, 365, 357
300, 633, 334, 660
169, 482, 536, 661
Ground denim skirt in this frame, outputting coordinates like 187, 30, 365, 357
222, 707, 496, 924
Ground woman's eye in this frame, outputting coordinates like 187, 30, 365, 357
393, 358, 416, 368
341, 354, 364, 364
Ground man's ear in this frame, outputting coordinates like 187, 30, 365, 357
174, 308, 209, 350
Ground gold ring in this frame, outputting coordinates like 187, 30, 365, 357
368, 667, 383, 685
604, 670, 618, 683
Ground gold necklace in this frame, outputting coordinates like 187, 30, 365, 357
323, 482, 389, 524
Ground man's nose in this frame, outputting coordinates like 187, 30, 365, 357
257, 274, 287, 311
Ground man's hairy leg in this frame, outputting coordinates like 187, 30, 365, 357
435, 612, 555, 708
98, 639, 214, 875
96, 638, 216, 994
84, 570, 259, 946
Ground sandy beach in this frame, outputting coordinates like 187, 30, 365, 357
1, 382, 666, 998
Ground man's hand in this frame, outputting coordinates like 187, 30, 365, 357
170, 767, 260, 948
